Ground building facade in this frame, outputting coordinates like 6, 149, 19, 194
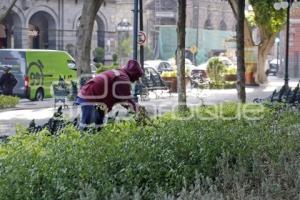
274, 6, 300, 78
0, 0, 235, 62
144, 0, 235, 50
288, 7, 300, 77
0, 0, 134, 61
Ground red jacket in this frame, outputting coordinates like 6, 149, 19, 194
78, 60, 143, 111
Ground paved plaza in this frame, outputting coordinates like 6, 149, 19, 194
0, 76, 298, 136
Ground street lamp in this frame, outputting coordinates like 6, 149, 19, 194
275, 37, 280, 73
273, 0, 298, 88
116, 19, 132, 45
116, 19, 132, 32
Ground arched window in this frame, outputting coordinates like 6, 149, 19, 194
204, 18, 213, 30
219, 20, 227, 30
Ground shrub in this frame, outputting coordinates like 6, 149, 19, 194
1, 103, 300, 199
0, 95, 19, 109
96, 63, 119, 74
224, 66, 237, 75
207, 58, 226, 86
112, 53, 119, 66
93, 47, 105, 64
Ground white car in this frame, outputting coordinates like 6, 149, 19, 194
167, 58, 195, 76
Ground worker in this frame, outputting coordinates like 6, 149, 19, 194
0, 65, 17, 96
77, 59, 144, 130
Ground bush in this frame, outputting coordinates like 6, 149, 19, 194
207, 58, 226, 86
224, 66, 237, 75
1, 103, 300, 199
96, 63, 119, 74
93, 47, 105, 64
0, 95, 19, 109
112, 53, 119, 66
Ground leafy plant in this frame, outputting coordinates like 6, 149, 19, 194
118, 38, 132, 59
207, 58, 226, 86
224, 66, 237, 75
0, 95, 19, 109
96, 63, 119, 74
93, 47, 105, 64
112, 53, 119, 66
1, 104, 300, 199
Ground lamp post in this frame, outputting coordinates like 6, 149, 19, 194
275, 37, 280, 73
116, 19, 132, 63
274, 0, 294, 88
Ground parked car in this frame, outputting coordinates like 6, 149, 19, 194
144, 60, 173, 73
267, 59, 279, 76
167, 58, 195, 76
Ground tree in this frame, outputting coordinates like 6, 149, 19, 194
228, 0, 286, 84
118, 37, 132, 64
236, 0, 246, 103
176, 0, 188, 112
75, 0, 104, 78
0, 0, 18, 23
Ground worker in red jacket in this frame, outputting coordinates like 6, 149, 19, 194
77, 59, 144, 130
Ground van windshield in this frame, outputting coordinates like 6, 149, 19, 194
0, 51, 26, 74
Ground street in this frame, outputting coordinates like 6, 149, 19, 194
0, 76, 297, 136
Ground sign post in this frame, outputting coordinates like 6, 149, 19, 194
138, 31, 147, 45
189, 45, 198, 64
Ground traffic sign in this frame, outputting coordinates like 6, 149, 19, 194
189, 45, 198, 54
138, 31, 147, 45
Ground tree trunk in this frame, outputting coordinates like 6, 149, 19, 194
256, 33, 276, 83
236, 0, 246, 103
0, 0, 18, 23
75, 0, 103, 80
176, 0, 187, 112
228, 0, 272, 84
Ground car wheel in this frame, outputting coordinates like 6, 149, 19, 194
35, 88, 44, 101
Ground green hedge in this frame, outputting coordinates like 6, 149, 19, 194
0, 95, 19, 109
1, 104, 300, 199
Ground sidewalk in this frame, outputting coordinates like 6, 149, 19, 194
0, 76, 297, 136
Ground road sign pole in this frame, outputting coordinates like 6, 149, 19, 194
139, 0, 144, 71
133, 0, 138, 60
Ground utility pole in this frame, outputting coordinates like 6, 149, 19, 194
284, 0, 291, 88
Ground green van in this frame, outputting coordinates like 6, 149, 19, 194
0, 49, 77, 100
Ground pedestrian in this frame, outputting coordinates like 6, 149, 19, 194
0, 65, 17, 96
77, 59, 144, 130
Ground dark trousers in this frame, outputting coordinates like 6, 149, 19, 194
80, 105, 105, 129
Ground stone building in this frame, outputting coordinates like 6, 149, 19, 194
288, 7, 300, 77
144, 0, 235, 49
274, 6, 300, 78
0, 0, 235, 62
0, 0, 134, 61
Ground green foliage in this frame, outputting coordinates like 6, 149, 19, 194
1, 104, 300, 199
224, 66, 237, 75
93, 47, 105, 64
96, 63, 119, 74
118, 38, 132, 58
145, 46, 154, 60
207, 58, 226, 86
248, 0, 286, 34
112, 53, 119, 66
0, 95, 19, 109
